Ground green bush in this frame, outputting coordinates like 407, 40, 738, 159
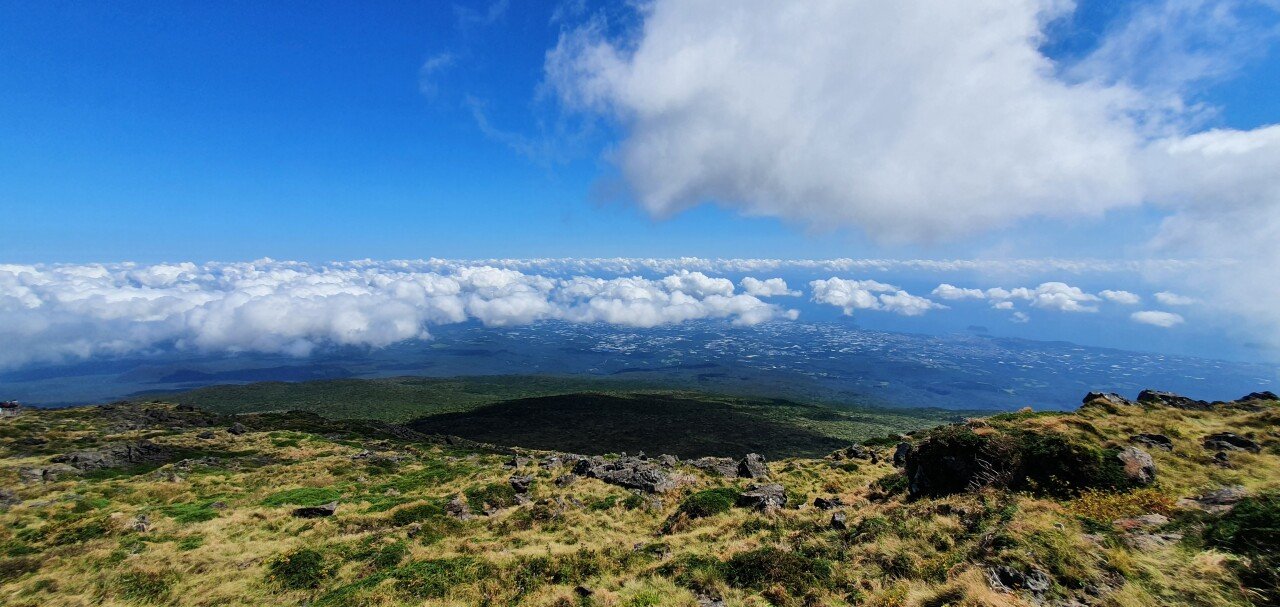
657, 553, 724, 592
261, 487, 341, 507
675, 488, 740, 519
268, 548, 330, 590
723, 546, 832, 594
392, 557, 493, 598
389, 502, 444, 526
464, 483, 518, 514
161, 501, 220, 524
1204, 492, 1280, 604
0, 556, 40, 582
371, 541, 408, 570
872, 473, 909, 495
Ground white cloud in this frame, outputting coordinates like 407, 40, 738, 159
1100, 289, 1142, 305
931, 281, 1104, 313
1154, 291, 1197, 306
810, 278, 943, 317
546, 0, 1280, 347
0, 261, 800, 369
740, 277, 800, 297
1131, 310, 1186, 327
931, 284, 987, 301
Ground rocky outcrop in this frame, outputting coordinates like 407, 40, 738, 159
688, 457, 739, 477
1202, 432, 1261, 453
1177, 486, 1247, 513
1116, 447, 1156, 485
1238, 391, 1278, 402
736, 483, 786, 511
227, 422, 248, 435
1083, 392, 1135, 408
893, 442, 911, 467
1137, 390, 1211, 410
52, 441, 171, 471
19, 464, 79, 483
445, 494, 473, 520
573, 455, 675, 493
509, 474, 533, 494
737, 453, 769, 479
813, 496, 843, 510
830, 510, 848, 530
830, 444, 878, 462
986, 565, 1050, 595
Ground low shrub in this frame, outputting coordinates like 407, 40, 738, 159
393, 557, 493, 598
675, 488, 740, 519
1070, 488, 1175, 521
161, 501, 219, 524
389, 502, 444, 526
267, 547, 330, 590
465, 483, 518, 514
723, 546, 833, 594
657, 553, 725, 592
1204, 491, 1280, 604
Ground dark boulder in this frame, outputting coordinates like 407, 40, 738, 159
736, 483, 787, 511
813, 496, 844, 510
830, 510, 848, 530
554, 474, 577, 488
445, 494, 472, 520
1137, 390, 1211, 410
227, 422, 248, 435
292, 501, 338, 518
737, 453, 769, 479
830, 444, 876, 461
575, 455, 675, 493
1129, 433, 1173, 450
1203, 432, 1261, 453
509, 475, 533, 494
893, 442, 912, 467
688, 457, 740, 478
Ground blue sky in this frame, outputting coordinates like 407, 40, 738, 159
1, 0, 1274, 264
2, 1, 1280, 367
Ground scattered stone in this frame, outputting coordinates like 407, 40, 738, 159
504, 456, 531, 469
509, 474, 533, 494
196, 430, 215, 440
133, 514, 150, 532
529, 497, 566, 521
1202, 432, 1261, 453
688, 457, 739, 477
554, 474, 577, 488
986, 565, 1051, 595
1116, 447, 1156, 485
227, 422, 248, 435
0, 488, 18, 508
813, 496, 843, 510
1177, 485, 1247, 513
1083, 392, 1135, 408
1123, 532, 1183, 551
736, 483, 787, 511
539, 456, 563, 469
574, 585, 593, 598
737, 453, 769, 479
830, 444, 875, 461
1129, 433, 1173, 450
657, 454, 680, 468
1113, 514, 1168, 532
291, 501, 338, 518
1238, 391, 1278, 402
1137, 390, 1211, 410
209, 501, 228, 510
830, 510, 848, 530
893, 442, 912, 467
696, 595, 727, 607
20, 464, 79, 483
446, 494, 473, 520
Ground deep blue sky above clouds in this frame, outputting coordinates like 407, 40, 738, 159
2, 0, 1280, 368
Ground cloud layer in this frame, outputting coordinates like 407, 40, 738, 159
0, 261, 799, 369
546, 0, 1280, 346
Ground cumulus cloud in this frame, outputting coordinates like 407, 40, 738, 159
1154, 291, 1197, 306
1099, 290, 1142, 305
0, 261, 799, 369
932, 282, 1104, 313
546, 0, 1280, 346
740, 277, 800, 297
1131, 310, 1186, 327
810, 278, 942, 317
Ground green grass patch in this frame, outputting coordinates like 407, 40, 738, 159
261, 487, 341, 508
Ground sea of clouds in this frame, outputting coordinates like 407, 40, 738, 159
0, 258, 1200, 370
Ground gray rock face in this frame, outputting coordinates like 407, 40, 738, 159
1113, 514, 1168, 532
830, 510, 848, 530
504, 456, 531, 469
445, 494, 473, 520
574, 456, 675, 493
736, 483, 787, 511
19, 464, 79, 483
0, 488, 18, 508
1177, 485, 1247, 512
509, 474, 533, 494
1117, 447, 1156, 485
830, 444, 876, 461
291, 501, 338, 518
1203, 432, 1261, 453
737, 453, 769, 479
893, 442, 912, 467
1130, 433, 1173, 450
52, 441, 171, 471
227, 422, 248, 435
1137, 390, 1211, 410
554, 474, 578, 488
986, 565, 1051, 595
1083, 392, 1135, 407
688, 457, 740, 477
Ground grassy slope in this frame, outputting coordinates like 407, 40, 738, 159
0, 398, 1276, 606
